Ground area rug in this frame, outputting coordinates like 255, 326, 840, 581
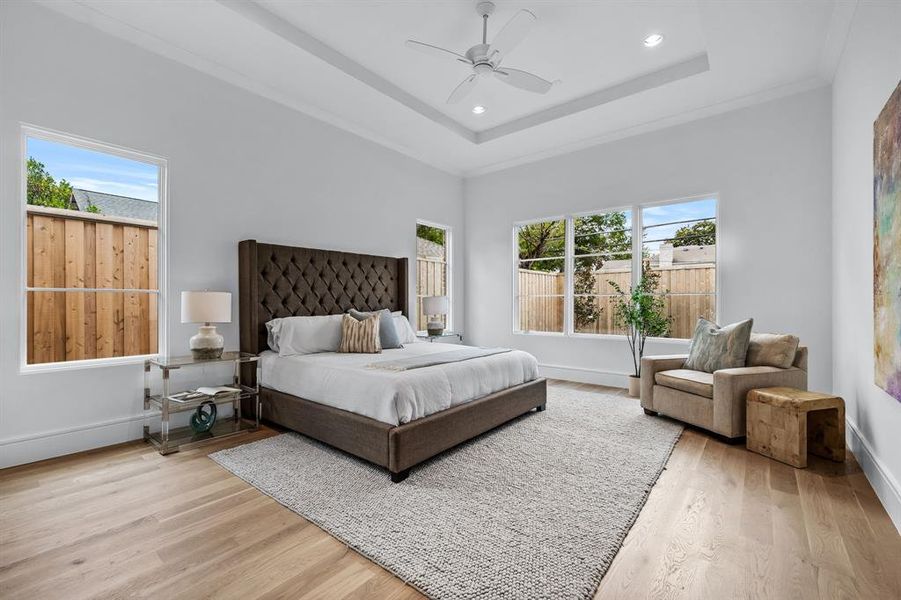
210, 386, 683, 600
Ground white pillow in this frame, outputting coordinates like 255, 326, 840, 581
266, 315, 344, 356
391, 311, 418, 344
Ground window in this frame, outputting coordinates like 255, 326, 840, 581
416, 221, 451, 332
513, 196, 717, 339
640, 198, 717, 338
23, 128, 165, 367
515, 219, 565, 333
573, 211, 633, 334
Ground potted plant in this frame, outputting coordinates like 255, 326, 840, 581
608, 262, 672, 397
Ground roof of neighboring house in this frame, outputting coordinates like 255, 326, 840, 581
71, 188, 158, 222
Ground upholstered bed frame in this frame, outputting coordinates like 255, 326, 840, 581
239, 240, 547, 482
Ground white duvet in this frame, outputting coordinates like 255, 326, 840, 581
260, 342, 539, 426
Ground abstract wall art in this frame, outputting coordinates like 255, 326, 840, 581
874, 80, 901, 401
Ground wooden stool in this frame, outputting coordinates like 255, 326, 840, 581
746, 387, 845, 468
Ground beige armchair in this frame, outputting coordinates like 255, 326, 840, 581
640, 347, 808, 439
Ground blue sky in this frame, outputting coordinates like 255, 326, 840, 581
27, 137, 159, 202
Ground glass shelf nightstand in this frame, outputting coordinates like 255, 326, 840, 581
143, 351, 260, 455
416, 331, 464, 343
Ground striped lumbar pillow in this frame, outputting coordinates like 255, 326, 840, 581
338, 313, 382, 353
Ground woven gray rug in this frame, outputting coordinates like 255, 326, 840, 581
210, 386, 683, 600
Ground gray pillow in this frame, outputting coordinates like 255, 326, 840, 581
684, 318, 754, 373
746, 333, 799, 369
348, 308, 403, 349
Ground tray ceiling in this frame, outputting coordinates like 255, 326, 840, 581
40, 0, 853, 175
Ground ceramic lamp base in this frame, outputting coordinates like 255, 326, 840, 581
426, 321, 445, 337
190, 324, 224, 359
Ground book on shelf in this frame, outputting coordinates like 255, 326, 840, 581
168, 386, 241, 403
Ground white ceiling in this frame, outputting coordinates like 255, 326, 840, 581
41, 0, 854, 176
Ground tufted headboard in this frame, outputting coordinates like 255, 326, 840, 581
238, 240, 408, 355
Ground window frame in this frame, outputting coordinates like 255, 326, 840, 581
512, 194, 719, 341
511, 214, 568, 336
19, 124, 168, 373
415, 219, 452, 334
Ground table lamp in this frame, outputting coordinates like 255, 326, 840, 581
422, 295, 449, 337
181, 291, 231, 359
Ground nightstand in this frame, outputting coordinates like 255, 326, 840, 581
143, 351, 260, 455
416, 331, 464, 343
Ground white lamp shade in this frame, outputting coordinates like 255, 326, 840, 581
181, 291, 231, 323
422, 295, 449, 315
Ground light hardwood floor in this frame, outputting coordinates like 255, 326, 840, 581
1, 380, 899, 599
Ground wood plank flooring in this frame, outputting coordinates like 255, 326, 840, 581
1, 380, 898, 599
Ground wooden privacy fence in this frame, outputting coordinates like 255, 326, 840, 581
26, 206, 158, 364
416, 257, 447, 330
518, 264, 716, 339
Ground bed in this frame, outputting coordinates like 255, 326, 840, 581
239, 240, 547, 482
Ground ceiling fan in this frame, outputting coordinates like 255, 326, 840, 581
405, 1, 555, 104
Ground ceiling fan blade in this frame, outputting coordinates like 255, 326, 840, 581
405, 40, 471, 64
487, 9, 535, 63
493, 68, 553, 94
447, 74, 479, 104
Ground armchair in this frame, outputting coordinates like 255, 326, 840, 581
640, 347, 808, 439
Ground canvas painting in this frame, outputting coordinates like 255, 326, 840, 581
874, 80, 901, 401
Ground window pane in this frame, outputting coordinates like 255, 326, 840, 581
27, 291, 158, 364
517, 219, 565, 260
26, 135, 160, 364
517, 295, 564, 333
641, 198, 716, 338
570, 210, 633, 335
416, 223, 449, 331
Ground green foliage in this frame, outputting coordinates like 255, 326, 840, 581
517, 220, 565, 271
672, 219, 715, 247
84, 202, 101, 214
609, 261, 673, 377
27, 157, 74, 209
416, 224, 445, 246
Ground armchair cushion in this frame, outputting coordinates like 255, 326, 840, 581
746, 333, 800, 369
655, 369, 714, 398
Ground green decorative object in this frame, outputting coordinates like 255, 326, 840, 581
190, 400, 217, 434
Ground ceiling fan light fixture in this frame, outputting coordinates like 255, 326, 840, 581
643, 33, 664, 48
472, 105, 486, 114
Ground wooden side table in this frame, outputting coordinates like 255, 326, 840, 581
746, 387, 845, 468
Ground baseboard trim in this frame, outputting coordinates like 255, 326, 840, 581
538, 363, 630, 389
0, 413, 148, 469
846, 417, 901, 534
0, 407, 229, 469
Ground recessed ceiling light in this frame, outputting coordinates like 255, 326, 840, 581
472, 105, 486, 114
643, 33, 664, 48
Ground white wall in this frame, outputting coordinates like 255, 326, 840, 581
832, 0, 901, 530
464, 88, 833, 392
0, 2, 464, 467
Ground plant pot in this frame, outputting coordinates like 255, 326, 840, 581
627, 375, 641, 398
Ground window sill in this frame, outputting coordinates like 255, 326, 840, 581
513, 331, 565, 337
512, 331, 691, 343
20, 354, 159, 375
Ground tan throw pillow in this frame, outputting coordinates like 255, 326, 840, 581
338, 313, 381, 354
746, 333, 799, 369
